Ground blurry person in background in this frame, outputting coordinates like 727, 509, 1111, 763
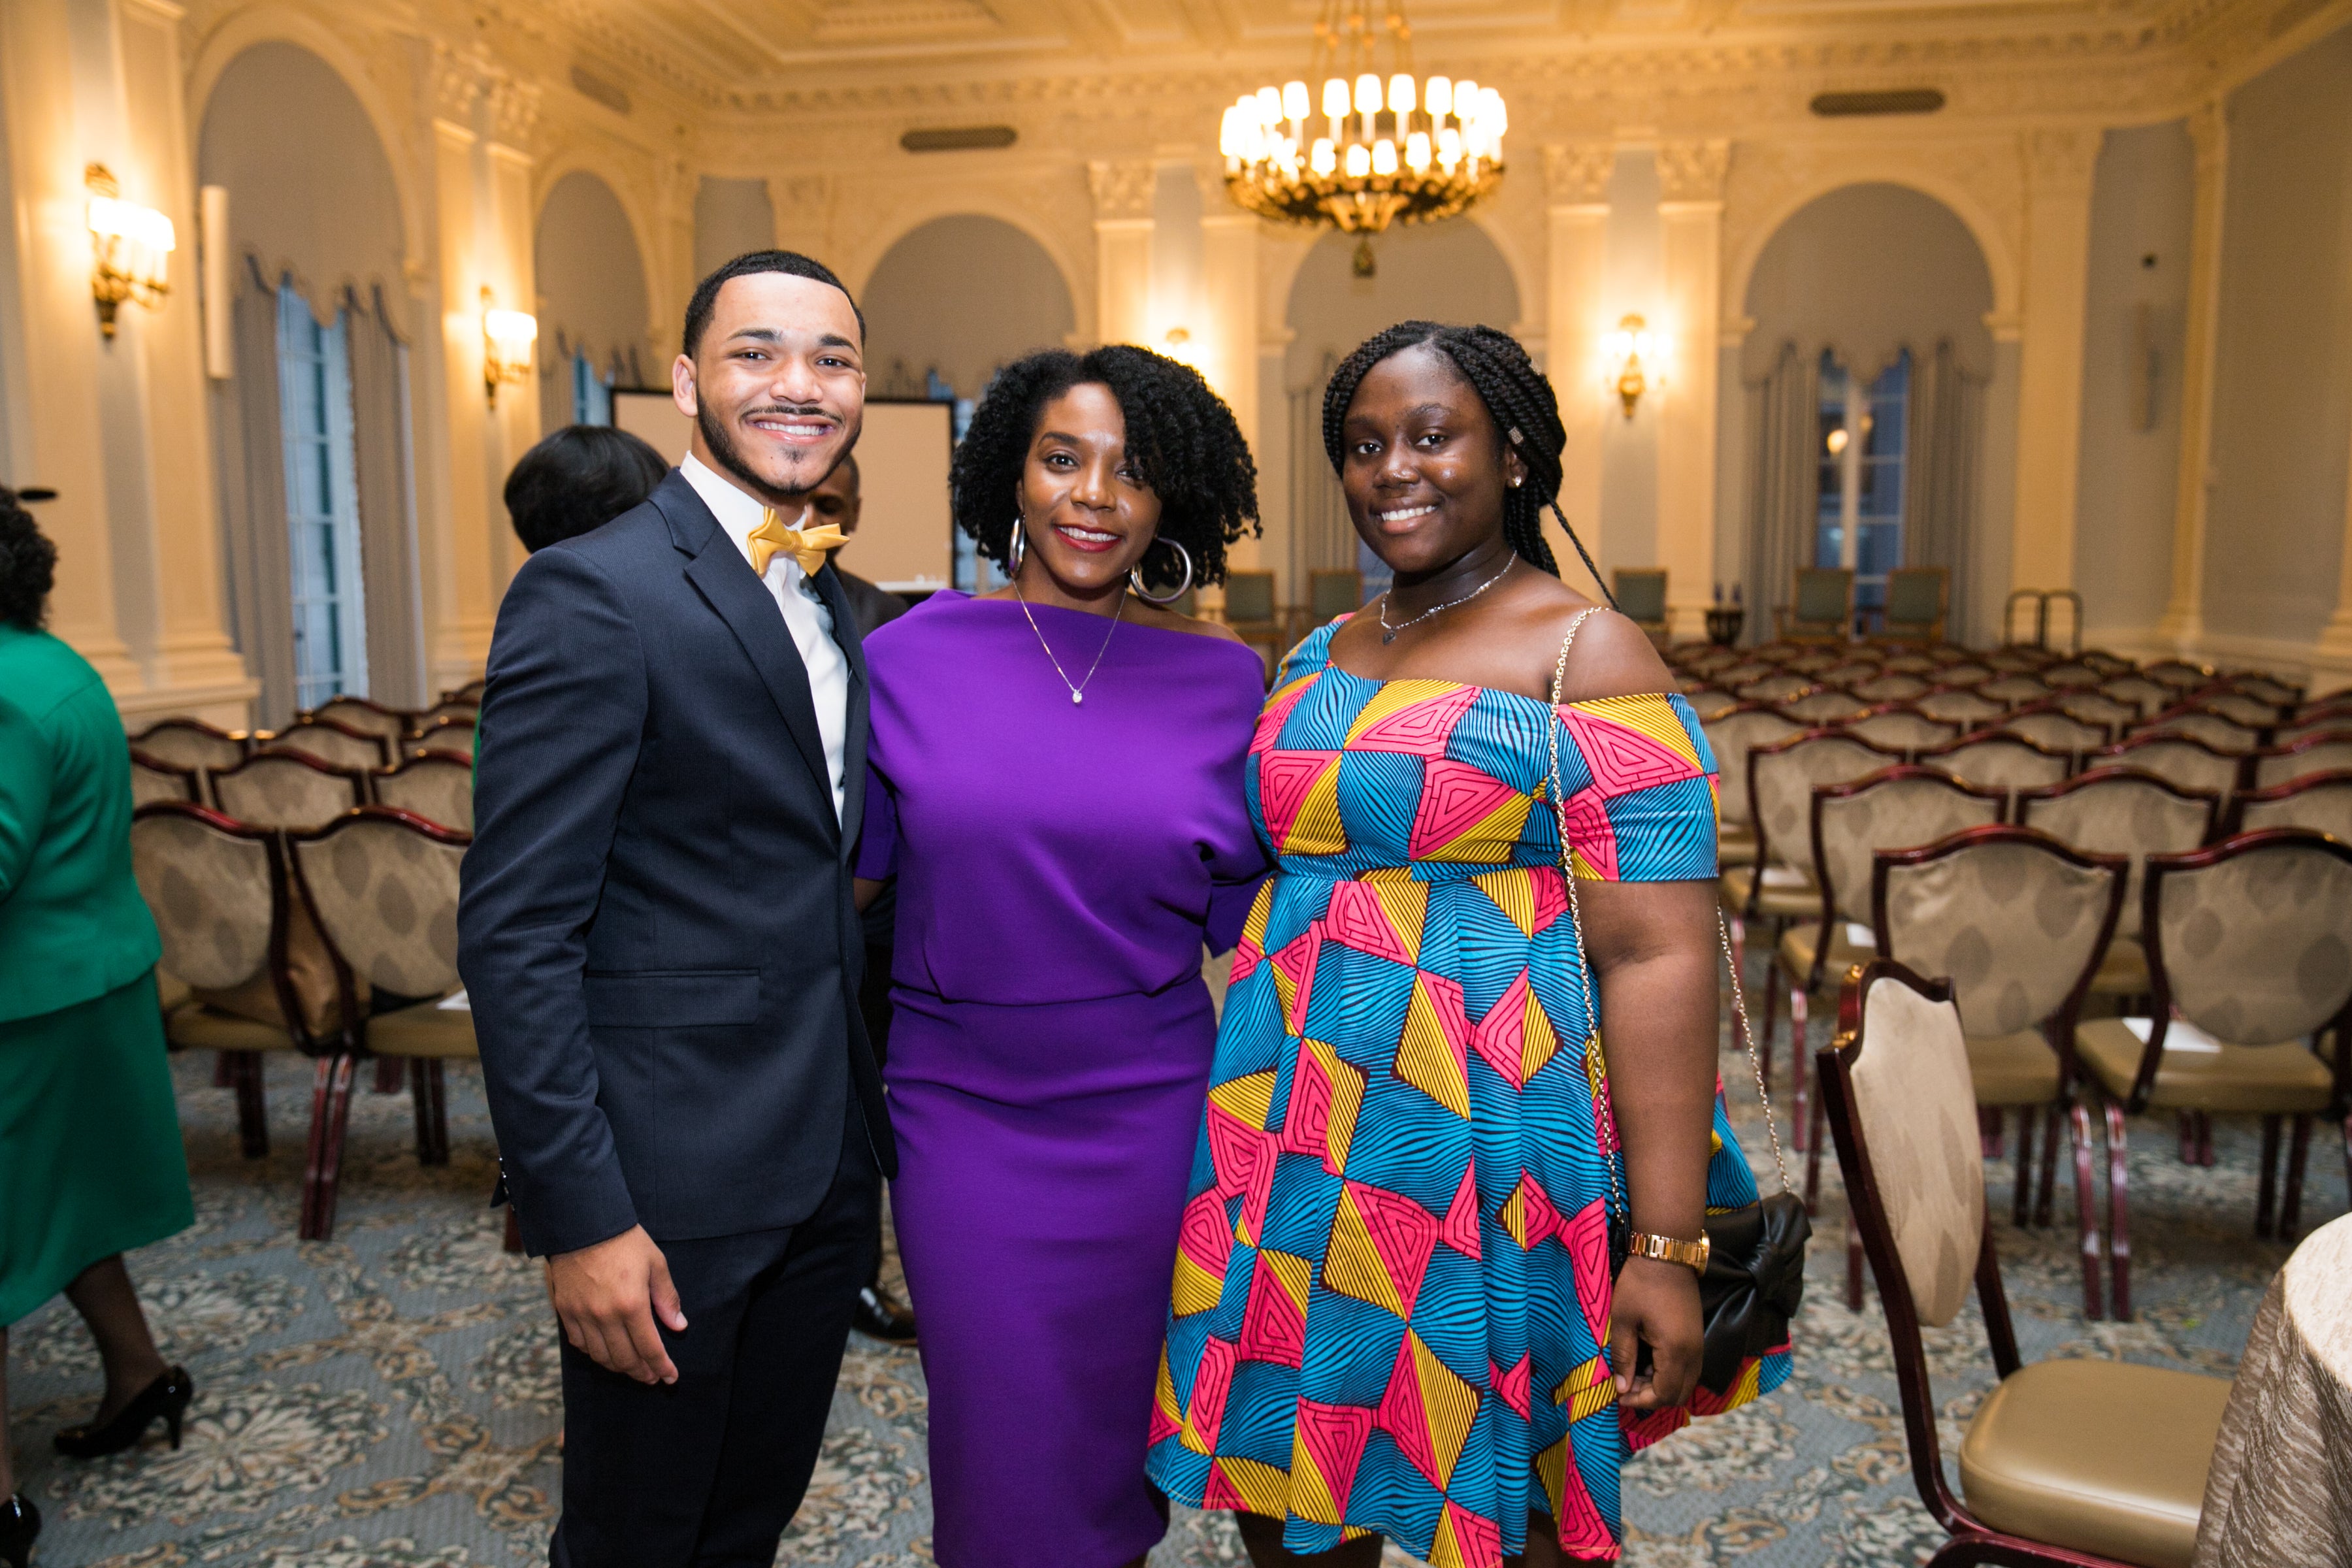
503, 425, 670, 555
806, 453, 918, 1345
0, 491, 197, 1568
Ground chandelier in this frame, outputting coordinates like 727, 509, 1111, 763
1218, 0, 1506, 273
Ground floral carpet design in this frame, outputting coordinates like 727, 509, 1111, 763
9, 985, 2327, 1567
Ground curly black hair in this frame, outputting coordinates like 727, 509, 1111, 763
1320, 320, 1614, 604
953, 345, 1260, 591
0, 488, 57, 631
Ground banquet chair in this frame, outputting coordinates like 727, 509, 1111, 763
2089, 734, 2244, 805
403, 715, 477, 760
2071, 830, 2352, 1318
1877, 566, 1947, 645
1776, 566, 1854, 644
1985, 648, 2055, 674
127, 718, 248, 802
2040, 661, 2103, 689
2017, 769, 2219, 1011
1935, 662, 1995, 687
1770, 766, 2004, 1145
127, 749, 199, 806
2232, 770, 2352, 841
1976, 674, 2051, 710
1817, 958, 2233, 1567
1678, 686, 1741, 722
2247, 730, 2352, 792
1785, 647, 1844, 675
1716, 660, 1776, 686
262, 715, 392, 771
1820, 659, 1882, 687
1703, 704, 1803, 870
1778, 688, 1872, 725
1851, 672, 1932, 704
1611, 568, 1669, 641
2194, 691, 2287, 730
1882, 653, 1940, 676
309, 696, 411, 743
2132, 706, 2266, 755
1725, 729, 1902, 926
1918, 732, 2071, 813
289, 808, 512, 1250
440, 678, 487, 704
373, 753, 474, 831
2143, 659, 2217, 693
1844, 705, 1964, 760
2079, 651, 2137, 677
1736, 672, 1815, 704
2279, 703, 2352, 743
1916, 687, 2008, 727
2054, 690, 2138, 734
2098, 675, 2172, 719
2220, 672, 2302, 708
210, 751, 368, 831
1866, 829, 2126, 1313
1304, 569, 1364, 635
407, 698, 480, 735
1218, 570, 1285, 681
129, 802, 356, 1234
2002, 706, 2113, 763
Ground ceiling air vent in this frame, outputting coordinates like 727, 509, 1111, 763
1810, 88, 1946, 117
900, 125, 1019, 153
571, 65, 631, 116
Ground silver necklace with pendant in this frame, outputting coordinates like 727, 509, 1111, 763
1015, 577, 1123, 704
1377, 555, 1516, 644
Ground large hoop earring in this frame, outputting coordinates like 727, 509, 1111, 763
1006, 514, 1026, 576
1129, 536, 1194, 605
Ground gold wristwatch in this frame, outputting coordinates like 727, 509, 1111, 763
1627, 1230, 1710, 1271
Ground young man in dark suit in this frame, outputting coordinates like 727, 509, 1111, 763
459, 250, 894, 1568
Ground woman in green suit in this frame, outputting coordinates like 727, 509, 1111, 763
0, 495, 195, 1568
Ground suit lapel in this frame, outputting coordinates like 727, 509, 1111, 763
661, 480, 838, 837
814, 563, 869, 859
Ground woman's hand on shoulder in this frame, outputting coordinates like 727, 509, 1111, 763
1541, 601, 1674, 705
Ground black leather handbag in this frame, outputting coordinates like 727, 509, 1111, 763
1548, 613, 1810, 1401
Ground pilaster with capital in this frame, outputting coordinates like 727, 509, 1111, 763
1656, 139, 1729, 634
2157, 102, 2226, 647
1087, 159, 1154, 350
1544, 142, 1614, 578
2010, 126, 2100, 602
1195, 165, 1260, 564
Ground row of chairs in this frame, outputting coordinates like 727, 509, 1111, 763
127, 685, 483, 792
133, 745, 473, 834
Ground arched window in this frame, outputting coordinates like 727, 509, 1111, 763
276, 283, 368, 704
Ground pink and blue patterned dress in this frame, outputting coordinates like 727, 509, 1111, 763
1148, 617, 1792, 1566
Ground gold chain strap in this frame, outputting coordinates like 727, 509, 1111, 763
1546, 612, 1796, 1224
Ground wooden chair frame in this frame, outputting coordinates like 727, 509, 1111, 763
1776, 566, 1856, 644
403, 715, 478, 760
208, 749, 370, 829
2016, 767, 2221, 845
261, 714, 394, 770
2246, 728, 2352, 793
2087, 732, 2247, 798
2228, 768, 2352, 836
127, 747, 201, 804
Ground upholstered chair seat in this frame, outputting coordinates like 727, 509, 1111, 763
367, 1002, 478, 1060
1963, 1030, 2063, 1107
2072, 1021, 2334, 1114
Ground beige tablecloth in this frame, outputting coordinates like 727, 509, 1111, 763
2195, 1211, 2352, 1567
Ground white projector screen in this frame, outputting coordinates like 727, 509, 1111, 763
608, 392, 952, 592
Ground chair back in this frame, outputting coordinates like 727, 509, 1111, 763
2091, 734, 2244, 800
1678, 687, 1740, 722
2281, 706, 2352, 743
1917, 732, 2070, 805
1812, 767, 2004, 926
1778, 688, 1870, 725
309, 696, 410, 741
212, 751, 368, 830
1716, 661, 1774, 686
2016, 768, 2217, 939
1823, 960, 1988, 1330
404, 716, 477, 760
1843, 706, 1963, 759
1880, 654, 1938, 676
2040, 661, 2102, 689
127, 718, 248, 776
2001, 706, 2111, 758
2249, 731, 2352, 791
1933, 663, 1993, 687
2097, 675, 2170, 717
373, 754, 474, 831
1915, 687, 2006, 726
1735, 672, 1814, 704
1612, 568, 1669, 627
1793, 566, 1854, 627
1975, 674, 2050, 708
2133, 707, 2264, 755
263, 716, 390, 770
2218, 673, 2302, 710
1749, 730, 1902, 872
1221, 570, 1277, 625
1703, 706, 1804, 828
2195, 691, 2283, 729
440, 679, 487, 704
2234, 772, 2352, 843
1872, 826, 2125, 1038
2143, 830, 2352, 1050
291, 808, 470, 1007
1820, 661, 1881, 687
2143, 659, 2215, 692
1785, 648, 1842, 675
1882, 566, 1946, 637
1307, 570, 1364, 621
1850, 672, 1931, 703
408, 698, 480, 734
128, 749, 199, 806
2053, 691, 2136, 732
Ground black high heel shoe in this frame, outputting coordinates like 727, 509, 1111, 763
52, 1366, 194, 1459
1, 1493, 39, 1568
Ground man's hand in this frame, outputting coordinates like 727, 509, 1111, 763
546, 1225, 687, 1384
1609, 1254, 1703, 1412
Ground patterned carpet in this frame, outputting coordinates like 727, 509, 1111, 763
9, 992, 2332, 1568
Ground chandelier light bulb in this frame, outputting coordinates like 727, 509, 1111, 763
1284, 79, 1311, 120
1426, 76, 1452, 117
1372, 138, 1398, 174
1437, 125, 1462, 163
1388, 74, 1416, 114
1345, 142, 1372, 176
1257, 86, 1284, 123
1353, 73, 1381, 114
1312, 137, 1337, 174
1405, 130, 1432, 171
1322, 77, 1350, 118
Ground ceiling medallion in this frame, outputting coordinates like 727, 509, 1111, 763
1218, 0, 1506, 276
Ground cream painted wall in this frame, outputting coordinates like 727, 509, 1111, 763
860, 214, 1076, 400
2201, 24, 2352, 649
2073, 122, 2194, 640
1599, 150, 1660, 587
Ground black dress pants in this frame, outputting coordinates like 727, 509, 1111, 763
549, 1104, 879, 1568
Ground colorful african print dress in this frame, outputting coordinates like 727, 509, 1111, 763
1147, 619, 1793, 1567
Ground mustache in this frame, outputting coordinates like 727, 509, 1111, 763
740, 403, 834, 420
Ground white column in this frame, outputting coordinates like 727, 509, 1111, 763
484, 81, 541, 597
1655, 139, 1729, 639
2155, 103, 2227, 648
1543, 142, 1612, 581
425, 62, 499, 683
1196, 170, 1262, 573
1087, 159, 1154, 350
2008, 127, 2100, 602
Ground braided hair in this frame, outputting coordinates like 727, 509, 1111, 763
953, 344, 1260, 589
1319, 320, 1614, 605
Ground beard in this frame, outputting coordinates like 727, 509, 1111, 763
696, 399, 857, 506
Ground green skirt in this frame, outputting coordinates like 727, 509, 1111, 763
0, 972, 193, 1325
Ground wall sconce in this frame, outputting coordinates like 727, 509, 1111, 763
1603, 314, 1659, 418
482, 287, 538, 407
86, 164, 174, 338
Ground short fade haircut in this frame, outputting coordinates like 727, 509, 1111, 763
503, 425, 670, 553
681, 250, 864, 359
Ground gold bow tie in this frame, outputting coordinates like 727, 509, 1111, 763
747, 508, 848, 577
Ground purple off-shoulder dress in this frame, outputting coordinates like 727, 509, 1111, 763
856, 591, 1270, 1567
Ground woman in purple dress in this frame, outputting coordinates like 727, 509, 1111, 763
853, 344, 1269, 1567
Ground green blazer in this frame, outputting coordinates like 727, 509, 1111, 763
0, 623, 161, 1024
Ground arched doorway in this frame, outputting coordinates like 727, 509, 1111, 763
1737, 184, 1995, 643
199, 42, 419, 717
536, 172, 655, 432
1278, 218, 1520, 606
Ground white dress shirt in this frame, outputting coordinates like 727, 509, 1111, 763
681, 453, 849, 824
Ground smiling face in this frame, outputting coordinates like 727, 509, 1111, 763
1013, 381, 1160, 597
674, 271, 865, 505
1338, 342, 1526, 578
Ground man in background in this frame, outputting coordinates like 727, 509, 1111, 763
806, 454, 918, 1345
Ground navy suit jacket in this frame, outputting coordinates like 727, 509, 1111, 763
459, 468, 895, 1258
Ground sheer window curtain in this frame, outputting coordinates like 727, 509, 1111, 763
1904, 338, 1984, 641
1743, 341, 1819, 642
